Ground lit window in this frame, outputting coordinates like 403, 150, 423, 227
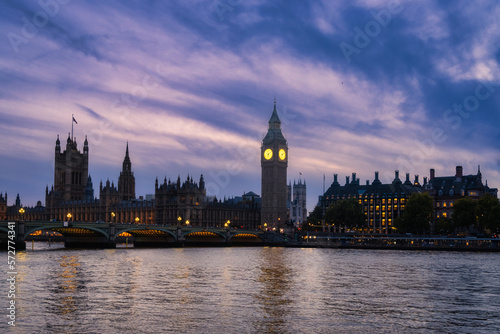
443, 212, 447, 218
382, 199, 386, 204
376, 206, 380, 211
443, 202, 447, 207
388, 199, 392, 204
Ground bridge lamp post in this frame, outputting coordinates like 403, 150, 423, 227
135, 217, 140, 224
67, 213, 72, 222
19, 208, 25, 221
177, 216, 182, 227
225, 220, 230, 229
185, 220, 190, 226
111, 212, 116, 223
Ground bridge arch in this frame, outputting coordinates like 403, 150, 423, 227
229, 232, 264, 241
25, 225, 110, 239
116, 227, 177, 240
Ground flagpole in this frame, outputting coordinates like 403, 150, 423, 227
71, 114, 74, 143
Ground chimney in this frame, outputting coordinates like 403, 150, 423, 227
423, 176, 428, 185
352, 173, 356, 184
456, 166, 463, 178
346, 176, 350, 185
414, 175, 420, 185
375, 171, 379, 181
430, 168, 435, 180
366, 180, 369, 186
334, 174, 338, 183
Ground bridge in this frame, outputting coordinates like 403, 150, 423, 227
0, 221, 288, 250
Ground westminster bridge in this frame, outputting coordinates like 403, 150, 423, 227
0, 221, 288, 250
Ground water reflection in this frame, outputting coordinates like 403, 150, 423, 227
255, 247, 293, 334
5, 248, 500, 334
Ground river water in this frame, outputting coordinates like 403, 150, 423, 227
2, 243, 500, 333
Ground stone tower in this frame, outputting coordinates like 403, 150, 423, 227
289, 179, 307, 228
261, 100, 288, 231
118, 142, 136, 201
53, 134, 89, 201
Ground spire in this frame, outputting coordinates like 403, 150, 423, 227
126, 141, 129, 158
84, 135, 88, 154
268, 99, 281, 128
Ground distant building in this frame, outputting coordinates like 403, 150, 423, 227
424, 166, 498, 220
288, 179, 307, 228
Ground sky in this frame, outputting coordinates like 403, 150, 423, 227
1, 0, 499, 213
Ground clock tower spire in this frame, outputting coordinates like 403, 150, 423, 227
261, 100, 288, 231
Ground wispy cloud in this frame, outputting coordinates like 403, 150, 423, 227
1, 0, 499, 210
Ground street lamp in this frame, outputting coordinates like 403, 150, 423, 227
19, 207, 25, 220
177, 216, 182, 226
67, 212, 72, 221
135, 217, 140, 223
185, 220, 190, 226
111, 212, 116, 223
225, 220, 230, 228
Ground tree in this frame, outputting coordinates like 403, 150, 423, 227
324, 198, 365, 232
435, 217, 453, 235
475, 194, 500, 232
302, 205, 323, 231
399, 193, 433, 235
452, 197, 476, 230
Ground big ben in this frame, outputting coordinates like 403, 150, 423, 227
261, 100, 288, 231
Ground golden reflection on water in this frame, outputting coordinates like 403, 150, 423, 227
255, 247, 293, 334
56, 255, 81, 316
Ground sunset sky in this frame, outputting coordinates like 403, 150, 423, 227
1, 0, 499, 212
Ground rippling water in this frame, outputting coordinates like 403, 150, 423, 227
2, 243, 500, 333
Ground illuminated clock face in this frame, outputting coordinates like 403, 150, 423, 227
264, 148, 273, 160
279, 149, 286, 160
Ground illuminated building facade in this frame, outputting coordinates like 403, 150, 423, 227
321, 171, 422, 233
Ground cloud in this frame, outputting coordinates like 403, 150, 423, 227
0, 0, 499, 212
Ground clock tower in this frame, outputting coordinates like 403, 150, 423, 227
261, 100, 288, 231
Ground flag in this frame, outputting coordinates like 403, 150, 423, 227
299, 172, 302, 175
72, 116, 78, 124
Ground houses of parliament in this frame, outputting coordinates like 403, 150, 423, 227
1, 102, 307, 230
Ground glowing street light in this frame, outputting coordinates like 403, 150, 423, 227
225, 220, 230, 228
67, 213, 72, 221
177, 216, 182, 226
185, 220, 190, 226
135, 217, 140, 223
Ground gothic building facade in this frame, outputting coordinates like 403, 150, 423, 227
5, 131, 261, 228
288, 179, 307, 228
261, 100, 288, 231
